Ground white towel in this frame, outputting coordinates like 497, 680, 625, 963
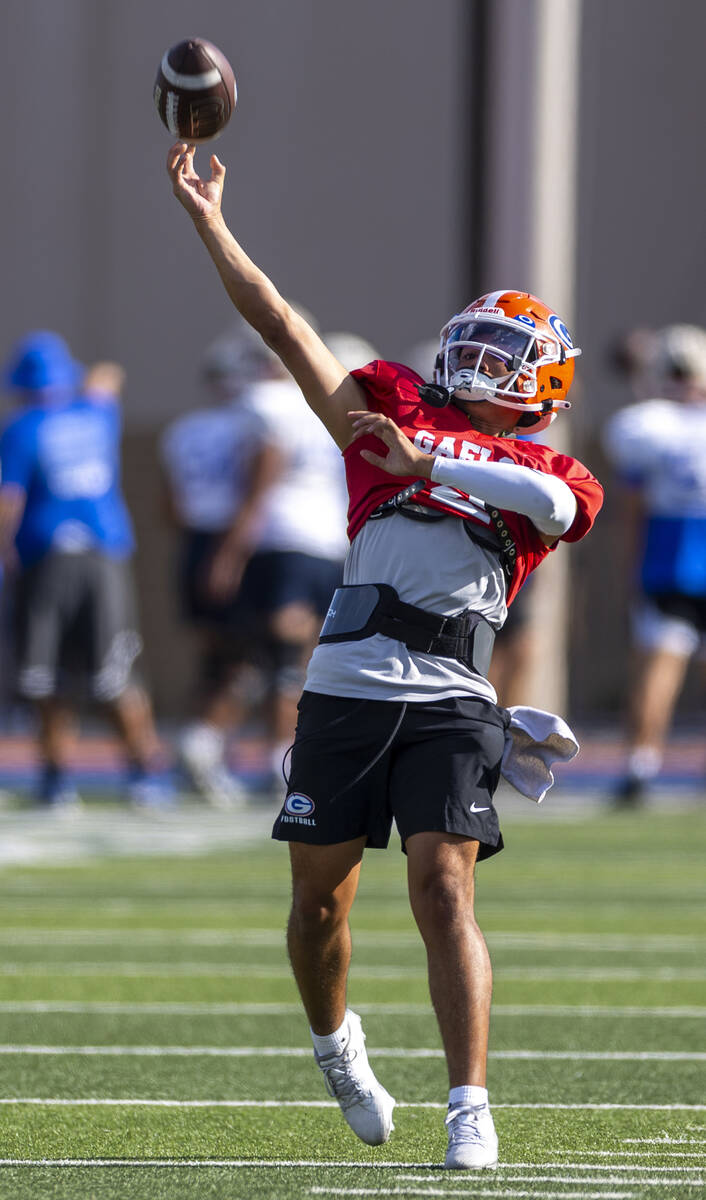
500, 706, 579, 803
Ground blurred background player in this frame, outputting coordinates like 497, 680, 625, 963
603, 323, 706, 804
227, 328, 378, 796
160, 322, 279, 806
0, 331, 168, 809
162, 321, 378, 802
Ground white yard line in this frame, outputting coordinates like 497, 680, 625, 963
308, 1189, 636, 1198
0, 962, 703, 979
0, 928, 700, 951
622, 1138, 706, 1145
0, 1044, 703, 1062
0, 1000, 704, 1017
508, 1160, 706, 1169
0, 1159, 441, 1167
553, 1150, 706, 1159
0, 808, 277, 866
399, 1172, 705, 1183
0, 1099, 704, 1111
0, 1159, 701, 1182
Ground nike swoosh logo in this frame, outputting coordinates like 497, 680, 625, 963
469, 802, 490, 813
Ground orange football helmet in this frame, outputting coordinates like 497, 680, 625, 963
435, 290, 581, 432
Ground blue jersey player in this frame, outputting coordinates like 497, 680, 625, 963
603, 323, 706, 803
0, 331, 167, 808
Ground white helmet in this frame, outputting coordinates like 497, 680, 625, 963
323, 331, 380, 371
651, 324, 706, 391
201, 324, 276, 388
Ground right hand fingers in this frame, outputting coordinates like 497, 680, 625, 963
210, 155, 226, 183
349, 411, 391, 433
359, 448, 389, 469
166, 142, 190, 173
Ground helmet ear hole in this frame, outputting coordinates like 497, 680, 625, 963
549, 376, 563, 390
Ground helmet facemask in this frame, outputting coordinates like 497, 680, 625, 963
436, 309, 578, 431
441, 320, 538, 407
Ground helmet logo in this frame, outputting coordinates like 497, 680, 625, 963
549, 314, 574, 349
470, 306, 504, 318
514, 314, 536, 328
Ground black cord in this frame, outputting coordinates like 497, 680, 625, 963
329, 702, 407, 803
280, 699, 368, 787
281, 699, 408, 803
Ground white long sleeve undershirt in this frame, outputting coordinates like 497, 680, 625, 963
429, 454, 577, 538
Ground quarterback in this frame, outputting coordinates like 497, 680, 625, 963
167, 143, 603, 1169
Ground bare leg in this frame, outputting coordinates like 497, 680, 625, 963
287, 837, 367, 1034
107, 684, 161, 768
201, 679, 247, 731
406, 832, 490, 1087
193, 629, 256, 732
266, 604, 318, 776
627, 646, 689, 753
36, 697, 77, 770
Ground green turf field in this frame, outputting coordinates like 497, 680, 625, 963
0, 802, 704, 1198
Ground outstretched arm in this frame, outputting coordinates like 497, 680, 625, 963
349, 410, 577, 543
167, 143, 365, 449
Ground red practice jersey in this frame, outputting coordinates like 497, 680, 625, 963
344, 360, 603, 605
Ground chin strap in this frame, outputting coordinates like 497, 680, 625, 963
417, 381, 568, 431
416, 381, 509, 409
417, 383, 453, 408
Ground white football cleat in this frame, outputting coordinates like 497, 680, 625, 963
445, 1102, 498, 1169
179, 724, 246, 808
314, 1010, 395, 1145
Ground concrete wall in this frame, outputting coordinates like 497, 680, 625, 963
0, 0, 470, 713
573, 0, 706, 718
1, 0, 469, 415
3, 0, 706, 720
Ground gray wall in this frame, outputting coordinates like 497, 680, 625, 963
574, 0, 706, 717
0, 0, 471, 713
2, 0, 469, 422
3, 0, 706, 720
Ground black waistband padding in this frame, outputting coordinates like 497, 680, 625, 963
319, 584, 495, 677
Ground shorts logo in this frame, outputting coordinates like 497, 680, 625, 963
284, 793, 315, 817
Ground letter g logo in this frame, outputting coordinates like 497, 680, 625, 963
284, 793, 315, 816
549, 313, 574, 349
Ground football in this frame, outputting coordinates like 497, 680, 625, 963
153, 38, 236, 143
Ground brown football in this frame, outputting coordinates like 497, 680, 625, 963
153, 38, 236, 143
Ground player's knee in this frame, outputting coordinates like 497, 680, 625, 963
267, 638, 308, 696
228, 663, 268, 705
412, 872, 473, 931
268, 603, 318, 644
290, 883, 348, 931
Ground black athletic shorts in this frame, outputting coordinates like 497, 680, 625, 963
272, 691, 509, 859
649, 591, 706, 633
178, 530, 238, 626
15, 551, 142, 702
238, 550, 344, 619
179, 538, 343, 630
